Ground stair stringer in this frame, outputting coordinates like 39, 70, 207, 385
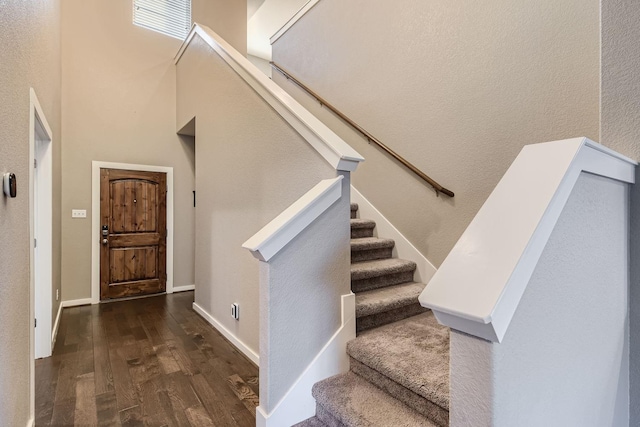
257, 292, 356, 427
351, 186, 437, 284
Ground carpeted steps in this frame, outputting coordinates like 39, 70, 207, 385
294, 203, 450, 427
350, 218, 376, 238
351, 237, 395, 262
348, 313, 449, 425
351, 258, 417, 293
355, 281, 426, 333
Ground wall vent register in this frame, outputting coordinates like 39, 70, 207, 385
133, 0, 191, 40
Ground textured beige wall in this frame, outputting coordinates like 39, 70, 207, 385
60, 0, 246, 301
602, 0, 640, 160
0, 0, 61, 424
601, 1, 640, 424
272, 0, 600, 266
193, 0, 247, 56
177, 35, 338, 355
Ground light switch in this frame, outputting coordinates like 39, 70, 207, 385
72, 209, 87, 218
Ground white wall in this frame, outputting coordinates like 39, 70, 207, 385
259, 175, 350, 411
271, 0, 600, 267
451, 172, 629, 426
60, 0, 246, 301
0, 0, 61, 424
176, 34, 338, 357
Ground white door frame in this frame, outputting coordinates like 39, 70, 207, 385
91, 161, 175, 304
29, 88, 54, 420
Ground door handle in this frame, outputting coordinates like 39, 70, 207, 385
102, 238, 108, 245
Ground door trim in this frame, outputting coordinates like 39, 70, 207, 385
29, 88, 53, 423
91, 161, 174, 304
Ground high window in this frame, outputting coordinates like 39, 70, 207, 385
133, 0, 191, 40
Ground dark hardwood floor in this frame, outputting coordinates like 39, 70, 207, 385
36, 291, 259, 426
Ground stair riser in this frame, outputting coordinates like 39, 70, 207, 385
316, 403, 346, 427
352, 270, 415, 293
349, 359, 448, 427
356, 304, 427, 333
351, 247, 393, 263
350, 228, 374, 238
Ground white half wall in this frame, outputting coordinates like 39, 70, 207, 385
451, 172, 630, 426
257, 293, 355, 427
257, 174, 352, 416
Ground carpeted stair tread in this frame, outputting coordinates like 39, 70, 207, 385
350, 218, 376, 238
350, 218, 375, 229
351, 237, 395, 262
355, 282, 426, 318
312, 372, 437, 427
347, 312, 450, 411
350, 203, 359, 219
351, 258, 416, 281
292, 416, 327, 427
351, 237, 395, 252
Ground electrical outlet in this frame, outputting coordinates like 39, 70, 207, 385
72, 209, 87, 218
56, 289, 59, 301
231, 303, 240, 320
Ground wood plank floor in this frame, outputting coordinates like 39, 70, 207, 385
36, 291, 259, 427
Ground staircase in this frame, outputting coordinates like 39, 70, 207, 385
295, 203, 450, 427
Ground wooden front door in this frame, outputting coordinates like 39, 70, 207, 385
100, 168, 167, 300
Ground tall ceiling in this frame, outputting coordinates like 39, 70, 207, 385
247, 0, 310, 60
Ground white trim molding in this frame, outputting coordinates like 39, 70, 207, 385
351, 186, 437, 284
51, 302, 63, 349
172, 284, 195, 293
62, 298, 94, 308
269, 0, 321, 44
91, 161, 175, 304
29, 87, 54, 422
175, 24, 364, 172
257, 293, 355, 427
243, 176, 343, 261
419, 138, 637, 342
192, 302, 259, 365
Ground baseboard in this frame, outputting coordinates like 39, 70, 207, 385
51, 302, 63, 348
257, 293, 356, 427
61, 298, 93, 308
192, 302, 259, 365
172, 284, 195, 293
351, 186, 437, 284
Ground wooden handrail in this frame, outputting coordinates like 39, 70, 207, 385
270, 62, 454, 197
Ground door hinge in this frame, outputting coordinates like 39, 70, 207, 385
34, 238, 37, 248
34, 159, 37, 168
34, 318, 37, 328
